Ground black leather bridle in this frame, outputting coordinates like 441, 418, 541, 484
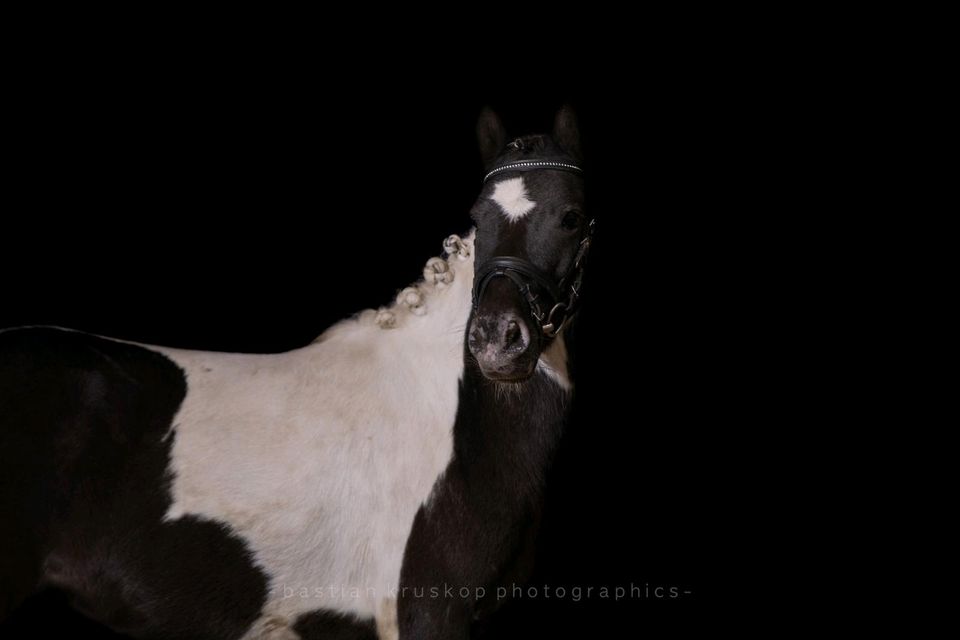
472, 157, 595, 339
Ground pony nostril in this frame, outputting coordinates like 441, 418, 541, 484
503, 320, 520, 345
504, 320, 521, 347
468, 326, 482, 349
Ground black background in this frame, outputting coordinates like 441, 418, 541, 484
0, 45, 800, 637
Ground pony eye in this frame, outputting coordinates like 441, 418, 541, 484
561, 210, 583, 231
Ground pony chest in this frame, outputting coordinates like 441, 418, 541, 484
162, 354, 460, 556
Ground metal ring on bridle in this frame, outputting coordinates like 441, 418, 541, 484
542, 303, 568, 338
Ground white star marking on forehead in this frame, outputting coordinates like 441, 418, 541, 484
489, 177, 536, 222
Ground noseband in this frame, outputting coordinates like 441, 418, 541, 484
472, 157, 595, 339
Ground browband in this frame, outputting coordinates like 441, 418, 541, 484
483, 160, 583, 183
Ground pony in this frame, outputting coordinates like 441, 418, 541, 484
0, 106, 592, 640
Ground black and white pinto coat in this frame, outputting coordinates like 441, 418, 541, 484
0, 230, 574, 638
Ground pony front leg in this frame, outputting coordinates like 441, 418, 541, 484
398, 498, 476, 637
397, 474, 485, 640
376, 597, 400, 640
398, 587, 473, 640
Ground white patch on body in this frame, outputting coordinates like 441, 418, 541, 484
537, 333, 572, 392
158, 233, 476, 633
489, 177, 536, 221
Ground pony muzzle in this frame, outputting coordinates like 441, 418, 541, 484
468, 279, 540, 381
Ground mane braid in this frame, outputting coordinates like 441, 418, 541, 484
312, 232, 475, 341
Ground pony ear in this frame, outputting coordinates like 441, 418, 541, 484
553, 104, 582, 162
477, 107, 507, 168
